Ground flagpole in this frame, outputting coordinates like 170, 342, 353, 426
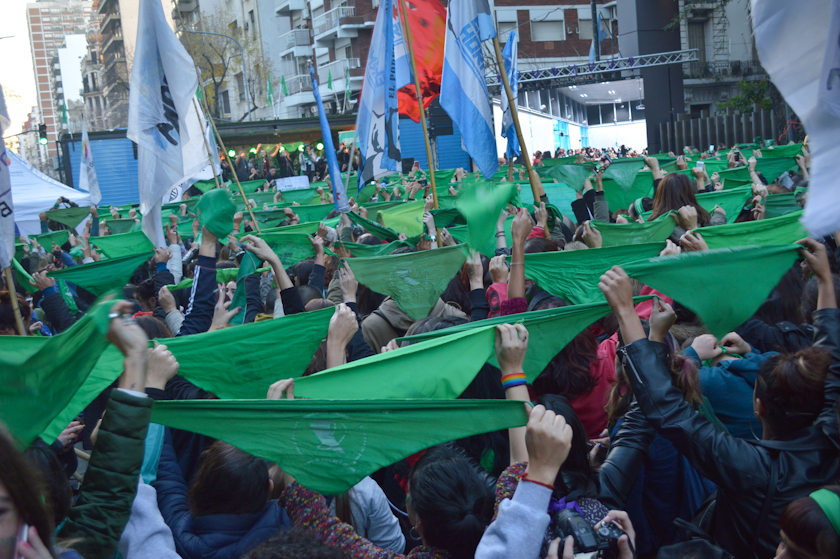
343, 129, 357, 201
491, 38, 543, 204
175, 12, 261, 233
3, 267, 26, 336
192, 97, 222, 192
397, 0, 439, 211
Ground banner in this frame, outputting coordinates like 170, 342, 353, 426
78, 116, 101, 204
0, 85, 13, 270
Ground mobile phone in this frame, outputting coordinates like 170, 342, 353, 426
16, 523, 29, 558
709, 144, 715, 154
696, 161, 705, 171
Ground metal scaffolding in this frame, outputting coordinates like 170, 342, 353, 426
487, 49, 700, 90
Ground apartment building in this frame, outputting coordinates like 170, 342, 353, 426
26, 0, 92, 168
678, 0, 767, 115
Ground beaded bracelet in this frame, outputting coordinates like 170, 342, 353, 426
501, 372, 527, 390
521, 472, 555, 491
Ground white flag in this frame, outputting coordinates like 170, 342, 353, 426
0, 85, 14, 270
127, 0, 208, 246
78, 117, 101, 205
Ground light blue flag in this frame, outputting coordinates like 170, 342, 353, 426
588, 12, 609, 63
310, 65, 350, 212
440, 0, 499, 179
355, 0, 412, 192
500, 31, 519, 159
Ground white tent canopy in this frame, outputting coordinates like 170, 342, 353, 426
9, 151, 90, 238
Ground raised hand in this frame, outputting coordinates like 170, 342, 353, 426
208, 286, 241, 332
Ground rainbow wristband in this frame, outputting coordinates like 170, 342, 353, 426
501, 372, 527, 390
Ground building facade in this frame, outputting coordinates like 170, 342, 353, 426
26, 0, 92, 173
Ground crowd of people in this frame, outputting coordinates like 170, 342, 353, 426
1, 136, 838, 559
219, 142, 360, 187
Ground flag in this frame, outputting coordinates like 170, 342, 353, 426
0, 85, 13, 270
61, 103, 68, 126
309, 65, 349, 212
500, 30, 520, 159
327, 70, 333, 90
267, 77, 274, 105
281, 75, 289, 96
78, 117, 102, 205
127, 0, 209, 247
344, 66, 351, 113
396, 0, 445, 122
588, 12, 609, 63
355, 0, 412, 192
440, 0, 499, 179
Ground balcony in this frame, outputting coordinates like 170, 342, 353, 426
97, 0, 118, 16
102, 31, 124, 54
682, 60, 767, 82
313, 6, 370, 46
100, 10, 120, 31
275, 0, 306, 15
281, 74, 316, 107
317, 57, 360, 85
279, 28, 312, 58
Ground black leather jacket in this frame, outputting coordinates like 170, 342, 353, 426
620, 308, 840, 559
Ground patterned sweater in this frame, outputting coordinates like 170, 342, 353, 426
281, 482, 450, 559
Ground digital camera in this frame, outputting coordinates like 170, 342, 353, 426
550, 509, 626, 559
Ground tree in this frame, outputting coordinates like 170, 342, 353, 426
718, 79, 773, 113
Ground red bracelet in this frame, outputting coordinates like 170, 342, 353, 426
521, 471, 555, 491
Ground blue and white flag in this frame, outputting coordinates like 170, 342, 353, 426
440, 0, 499, 179
310, 65, 350, 213
127, 0, 209, 246
589, 12, 609, 63
500, 31, 519, 159
0, 84, 13, 270
355, 0, 412, 191
78, 116, 101, 205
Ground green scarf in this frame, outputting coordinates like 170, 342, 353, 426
46, 206, 90, 228
32, 230, 70, 249
622, 245, 801, 337
754, 157, 798, 184
105, 219, 138, 234
241, 222, 320, 237
347, 244, 470, 320
347, 211, 400, 241
639, 187, 753, 224
545, 163, 596, 193
47, 252, 153, 296
257, 231, 318, 267
162, 198, 200, 213
0, 298, 112, 446
592, 213, 676, 248
378, 201, 425, 237
90, 231, 155, 258
167, 265, 271, 291
522, 243, 665, 305
456, 181, 517, 257
12, 258, 38, 295
295, 325, 497, 399
759, 144, 802, 158
197, 189, 237, 238
398, 297, 652, 380
603, 158, 645, 193
150, 398, 528, 494
228, 252, 261, 326
279, 189, 321, 206
279, 203, 335, 225
700, 211, 807, 250
327, 240, 414, 258
763, 192, 802, 219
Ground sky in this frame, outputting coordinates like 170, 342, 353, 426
1, 0, 38, 136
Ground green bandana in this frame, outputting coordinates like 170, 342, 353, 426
90, 231, 155, 259
162, 198, 200, 213
545, 163, 596, 193
295, 325, 497, 399
32, 230, 70, 250
700, 211, 807, 250
760, 144, 803, 158
754, 157, 799, 184
228, 252, 261, 326
149, 398, 528, 494
600, 173, 655, 216
105, 219, 138, 234
430, 207, 465, 229
398, 297, 651, 380
279, 188, 321, 206
592, 212, 676, 248
348, 244, 470, 320
0, 298, 112, 446
521, 243, 665, 305
695, 186, 753, 223
240, 222, 321, 238
12, 258, 38, 295
48, 252, 154, 297
456, 181, 517, 257
46, 206, 91, 228
166, 265, 271, 291
763, 192, 802, 219
809, 489, 840, 537
347, 211, 400, 241
257, 232, 318, 266
378, 201, 425, 237
622, 245, 801, 337
57, 279, 78, 314
278, 203, 335, 225
603, 158, 645, 193
327, 240, 414, 258
197, 189, 237, 238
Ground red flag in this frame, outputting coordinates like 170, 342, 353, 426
396, 0, 446, 122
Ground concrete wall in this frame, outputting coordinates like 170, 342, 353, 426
492, 100, 586, 157
586, 121, 648, 152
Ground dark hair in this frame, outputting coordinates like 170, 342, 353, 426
134, 278, 156, 308
524, 237, 560, 254
305, 298, 335, 312
779, 486, 840, 558
216, 260, 236, 270
755, 346, 831, 437
455, 364, 510, 477
298, 285, 322, 308
408, 445, 493, 559
189, 441, 270, 517
0, 291, 32, 335
754, 267, 804, 325
531, 297, 599, 400
440, 276, 470, 314
390, 246, 416, 255
801, 275, 840, 325
536, 395, 597, 497
135, 316, 173, 339
0, 424, 54, 547
23, 442, 72, 526
356, 286, 386, 317
355, 233, 382, 246
627, 197, 653, 220
648, 173, 711, 225
242, 527, 350, 559
295, 261, 314, 286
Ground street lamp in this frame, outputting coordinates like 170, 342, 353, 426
183, 30, 253, 122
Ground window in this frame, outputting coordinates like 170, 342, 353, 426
235, 73, 245, 101
615, 102, 629, 122
530, 9, 564, 42
220, 90, 231, 113
497, 9, 517, 41
586, 105, 600, 126
249, 10, 254, 24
